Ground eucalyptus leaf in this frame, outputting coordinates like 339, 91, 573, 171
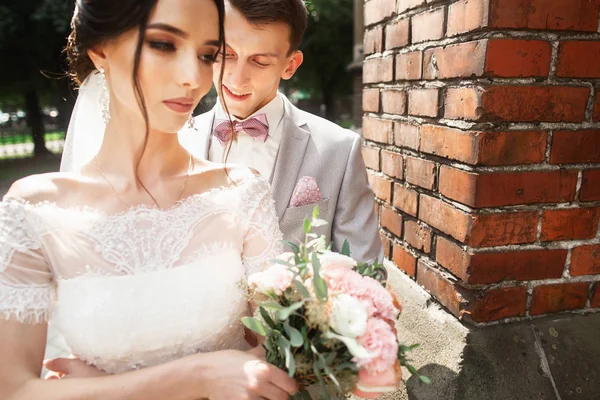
271, 259, 296, 268
241, 317, 267, 336
259, 307, 277, 328
261, 302, 283, 311
303, 218, 311, 234
420, 375, 432, 384
311, 253, 328, 302
341, 240, 350, 256
282, 240, 300, 253
293, 280, 311, 299
278, 301, 305, 320
278, 336, 295, 376
284, 321, 304, 347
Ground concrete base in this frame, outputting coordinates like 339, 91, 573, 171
349, 262, 600, 400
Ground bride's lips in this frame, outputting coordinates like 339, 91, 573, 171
163, 98, 194, 113
223, 85, 251, 102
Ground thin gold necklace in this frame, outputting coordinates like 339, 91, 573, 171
93, 154, 194, 209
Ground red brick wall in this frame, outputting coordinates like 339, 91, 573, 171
363, 0, 600, 324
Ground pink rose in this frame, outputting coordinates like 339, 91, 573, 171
352, 362, 402, 398
354, 318, 399, 375
319, 251, 357, 271
248, 264, 294, 296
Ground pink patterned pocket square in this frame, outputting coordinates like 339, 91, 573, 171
290, 176, 322, 207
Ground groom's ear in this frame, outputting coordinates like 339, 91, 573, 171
87, 46, 108, 71
281, 50, 303, 81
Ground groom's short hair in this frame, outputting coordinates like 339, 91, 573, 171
228, 0, 308, 54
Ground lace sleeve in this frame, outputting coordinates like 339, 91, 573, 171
239, 177, 283, 275
0, 200, 54, 324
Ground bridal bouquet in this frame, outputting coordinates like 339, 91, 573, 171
243, 207, 428, 399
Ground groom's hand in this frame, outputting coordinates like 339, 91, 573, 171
44, 356, 108, 379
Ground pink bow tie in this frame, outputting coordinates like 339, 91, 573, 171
213, 114, 269, 145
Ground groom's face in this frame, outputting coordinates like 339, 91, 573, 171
213, 3, 303, 120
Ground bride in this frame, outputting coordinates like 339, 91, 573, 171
0, 0, 298, 399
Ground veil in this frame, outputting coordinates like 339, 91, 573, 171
60, 71, 107, 172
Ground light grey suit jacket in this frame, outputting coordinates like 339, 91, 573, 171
179, 95, 383, 264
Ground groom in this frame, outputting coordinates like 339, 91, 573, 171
180, 0, 383, 263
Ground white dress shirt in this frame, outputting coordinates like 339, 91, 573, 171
209, 92, 285, 180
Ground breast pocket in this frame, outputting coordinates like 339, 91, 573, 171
281, 199, 330, 223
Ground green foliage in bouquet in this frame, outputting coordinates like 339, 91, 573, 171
242, 207, 429, 399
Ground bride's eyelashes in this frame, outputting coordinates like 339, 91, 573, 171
148, 40, 175, 52
147, 40, 218, 65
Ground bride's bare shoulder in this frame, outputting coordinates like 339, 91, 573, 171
3, 172, 89, 203
192, 160, 262, 190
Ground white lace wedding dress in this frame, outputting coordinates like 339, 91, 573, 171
0, 175, 282, 374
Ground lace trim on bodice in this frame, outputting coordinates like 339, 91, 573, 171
0, 175, 283, 324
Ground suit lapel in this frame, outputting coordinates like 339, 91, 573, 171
271, 97, 310, 221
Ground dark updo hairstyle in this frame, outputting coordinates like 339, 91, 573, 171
65, 0, 226, 177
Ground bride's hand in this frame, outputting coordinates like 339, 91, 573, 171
196, 349, 297, 400
44, 356, 108, 379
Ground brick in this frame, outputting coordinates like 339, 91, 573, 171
489, 0, 600, 32
363, 117, 392, 144
550, 130, 600, 164
424, 41, 486, 80
594, 89, 600, 121
444, 87, 483, 120
592, 285, 600, 308
363, 88, 380, 113
374, 202, 380, 219
557, 41, 600, 78
420, 129, 548, 166
437, 239, 565, 284
381, 206, 403, 237
408, 88, 439, 117
398, 0, 425, 14
385, 19, 409, 50
381, 150, 403, 179
419, 195, 471, 241
417, 260, 464, 317
404, 220, 432, 253
468, 211, 539, 248
468, 250, 567, 284
420, 125, 479, 164
447, 0, 489, 37
380, 232, 391, 259
448, 86, 590, 122
439, 167, 578, 207
368, 172, 393, 203
485, 39, 552, 77
541, 208, 600, 242
361, 145, 380, 171
436, 237, 469, 278
477, 131, 547, 165
530, 283, 589, 315
580, 170, 600, 202
396, 51, 423, 81
468, 286, 527, 322
405, 156, 436, 190
393, 121, 420, 150
570, 245, 600, 277
381, 90, 407, 115
393, 184, 419, 217
365, 0, 396, 26
392, 243, 417, 277
363, 57, 394, 83
363, 26, 383, 55
412, 7, 445, 44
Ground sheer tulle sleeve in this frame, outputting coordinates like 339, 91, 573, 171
239, 177, 283, 275
0, 200, 54, 323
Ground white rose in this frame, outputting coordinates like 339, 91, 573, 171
329, 294, 368, 338
319, 251, 357, 271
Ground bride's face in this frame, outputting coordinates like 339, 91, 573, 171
95, 0, 221, 133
